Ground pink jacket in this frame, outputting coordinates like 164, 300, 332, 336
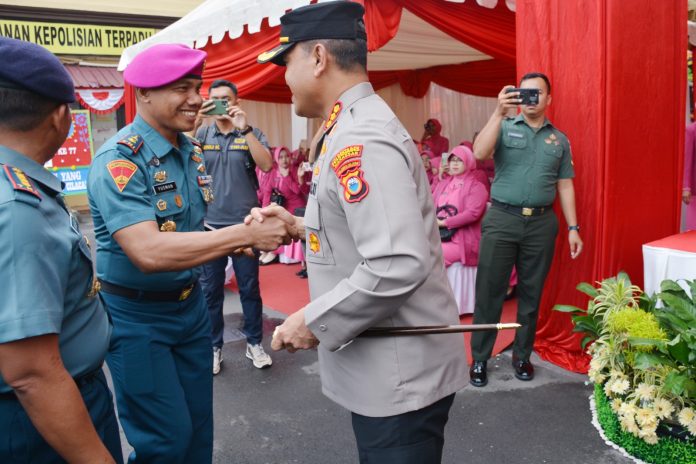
685, 122, 696, 193
432, 147, 488, 265
261, 147, 307, 215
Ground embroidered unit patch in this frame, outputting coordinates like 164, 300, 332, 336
106, 159, 138, 192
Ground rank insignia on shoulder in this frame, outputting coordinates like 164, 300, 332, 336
3, 165, 41, 199
324, 101, 342, 132
117, 134, 144, 154
106, 159, 138, 192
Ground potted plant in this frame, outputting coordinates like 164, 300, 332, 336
555, 272, 696, 463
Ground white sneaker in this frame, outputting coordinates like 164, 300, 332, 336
212, 347, 223, 375
246, 343, 272, 369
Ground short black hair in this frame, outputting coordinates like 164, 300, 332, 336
0, 88, 60, 132
520, 72, 551, 94
209, 79, 238, 96
300, 38, 367, 72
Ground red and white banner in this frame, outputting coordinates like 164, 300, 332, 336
75, 88, 124, 114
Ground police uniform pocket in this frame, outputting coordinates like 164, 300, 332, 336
304, 199, 335, 265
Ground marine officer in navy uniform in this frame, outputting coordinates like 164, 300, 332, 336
0, 37, 122, 463
87, 43, 293, 464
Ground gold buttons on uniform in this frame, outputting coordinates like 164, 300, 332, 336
160, 220, 176, 232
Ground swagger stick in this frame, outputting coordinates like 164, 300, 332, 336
358, 323, 521, 337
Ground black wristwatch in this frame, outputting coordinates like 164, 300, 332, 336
568, 225, 580, 232
240, 125, 253, 135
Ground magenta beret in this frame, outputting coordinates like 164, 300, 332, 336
124, 43, 207, 88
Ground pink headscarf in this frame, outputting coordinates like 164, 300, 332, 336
446, 145, 477, 175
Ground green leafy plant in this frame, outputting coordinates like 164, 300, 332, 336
554, 273, 696, 450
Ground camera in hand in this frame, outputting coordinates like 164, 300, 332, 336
505, 87, 540, 106
270, 188, 286, 207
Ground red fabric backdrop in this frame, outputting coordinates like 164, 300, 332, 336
196, 0, 516, 101
122, 0, 687, 374
517, 0, 687, 372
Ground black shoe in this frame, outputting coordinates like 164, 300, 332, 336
469, 361, 488, 387
296, 269, 308, 279
512, 354, 534, 381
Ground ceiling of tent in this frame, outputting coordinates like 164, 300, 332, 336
366, 9, 491, 71
118, 0, 511, 71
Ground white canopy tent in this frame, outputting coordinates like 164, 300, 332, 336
119, 0, 512, 148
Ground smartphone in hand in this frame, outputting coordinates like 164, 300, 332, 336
205, 99, 229, 115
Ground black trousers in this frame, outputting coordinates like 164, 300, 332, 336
351, 394, 455, 464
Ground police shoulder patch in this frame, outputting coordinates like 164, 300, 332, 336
106, 159, 138, 192
3, 165, 41, 200
331, 145, 369, 203
116, 134, 144, 155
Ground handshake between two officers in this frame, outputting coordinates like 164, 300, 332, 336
243, 205, 320, 354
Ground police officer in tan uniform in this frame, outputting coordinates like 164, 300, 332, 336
256, 2, 467, 462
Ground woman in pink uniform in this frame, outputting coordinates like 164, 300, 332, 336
261, 147, 306, 265
432, 145, 489, 315
421, 118, 450, 159
684, 122, 696, 231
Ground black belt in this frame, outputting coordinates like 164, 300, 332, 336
491, 199, 552, 217
0, 366, 102, 399
99, 280, 197, 302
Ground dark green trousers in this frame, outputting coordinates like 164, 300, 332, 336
471, 205, 558, 361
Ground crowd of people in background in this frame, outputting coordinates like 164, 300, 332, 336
248, 116, 508, 316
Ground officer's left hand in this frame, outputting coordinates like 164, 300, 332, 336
271, 308, 319, 353
569, 231, 584, 259
226, 103, 248, 130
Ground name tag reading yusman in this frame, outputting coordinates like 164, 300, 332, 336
508, 131, 524, 139
153, 181, 176, 195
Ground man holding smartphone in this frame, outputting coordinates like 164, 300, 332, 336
193, 80, 274, 374
469, 72, 583, 387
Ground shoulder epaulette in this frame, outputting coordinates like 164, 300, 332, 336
116, 134, 144, 155
187, 135, 202, 148
2, 164, 41, 200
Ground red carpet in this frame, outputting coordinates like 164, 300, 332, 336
227, 262, 518, 362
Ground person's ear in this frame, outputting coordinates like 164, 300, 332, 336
313, 43, 329, 77
136, 87, 151, 103
546, 94, 552, 106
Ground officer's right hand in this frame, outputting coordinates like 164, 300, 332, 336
245, 205, 303, 241
497, 85, 521, 116
247, 215, 293, 250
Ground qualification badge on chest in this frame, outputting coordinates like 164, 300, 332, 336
160, 220, 177, 232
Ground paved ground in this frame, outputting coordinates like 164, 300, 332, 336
107, 292, 631, 464
77, 213, 631, 463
